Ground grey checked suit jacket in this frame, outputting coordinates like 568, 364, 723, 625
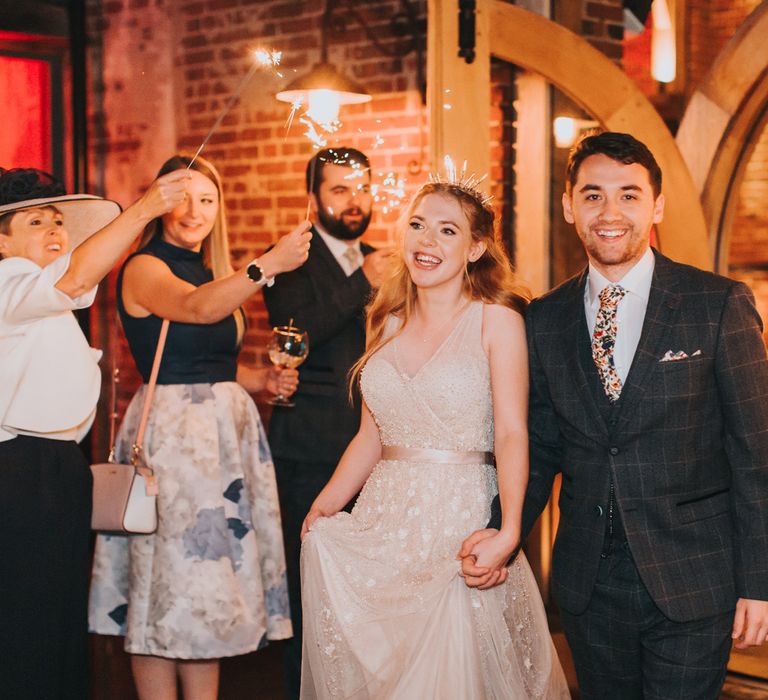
522, 250, 768, 623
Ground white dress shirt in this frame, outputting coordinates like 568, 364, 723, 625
0, 252, 102, 443
584, 247, 655, 385
316, 225, 363, 277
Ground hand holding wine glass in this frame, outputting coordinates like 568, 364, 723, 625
267, 325, 309, 407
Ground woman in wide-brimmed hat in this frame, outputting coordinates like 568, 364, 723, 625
0, 165, 189, 700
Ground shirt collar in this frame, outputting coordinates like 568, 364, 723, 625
315, 224, 362, 261
586, 247, 655, 306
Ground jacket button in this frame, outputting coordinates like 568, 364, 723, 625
595, 505, 604, 517
609, 446, 620, 456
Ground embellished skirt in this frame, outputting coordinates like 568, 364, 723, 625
300, 459, 569, 699
88, 382, 292, 659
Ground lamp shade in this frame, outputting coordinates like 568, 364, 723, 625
276, 62, 372, 106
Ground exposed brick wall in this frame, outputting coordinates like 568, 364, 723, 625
84, 0, 432, 448
583, 0, 625, 59
686, 0, 762, 98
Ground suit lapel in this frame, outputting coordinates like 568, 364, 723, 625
614, 251, 682, 421
311, 226, 349, 283
560, 269, 610, 435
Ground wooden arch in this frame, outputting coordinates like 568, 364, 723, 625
428, 1, 711, 269
676, 3, 768, 273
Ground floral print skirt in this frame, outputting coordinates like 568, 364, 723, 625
88, 382, 292, 659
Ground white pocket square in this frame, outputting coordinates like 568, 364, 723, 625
660, 349, 702, 362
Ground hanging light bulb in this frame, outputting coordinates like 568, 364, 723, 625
306, 89, 342, 130
651, 0, 676, 83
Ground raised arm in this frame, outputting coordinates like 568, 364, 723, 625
55, 170, 190, 298
122, 221, 311, 323
263, 262, 372, 347
300, 400, 381, 540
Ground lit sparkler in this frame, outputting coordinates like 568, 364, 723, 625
284, 97, 303, 137
187, 48, 284, 169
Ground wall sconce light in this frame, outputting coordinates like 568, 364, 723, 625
553, 116, 600, 149
650, 0, 675, 83
276, 0, 423, 123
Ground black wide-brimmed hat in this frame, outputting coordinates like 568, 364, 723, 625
0, 168, 121, 248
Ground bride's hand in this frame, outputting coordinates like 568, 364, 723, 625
300, 506, 332, 541
465, 530, 518, 590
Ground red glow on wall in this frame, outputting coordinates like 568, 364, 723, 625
623, 16, 655, 97
0, 55, 52, 171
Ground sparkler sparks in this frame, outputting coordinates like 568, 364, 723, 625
299, 116, 329, 149
284, 97, 303, 137
371, 172, 406, 214
254, 49, 284, 77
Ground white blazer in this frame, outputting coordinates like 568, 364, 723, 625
0, 252, 102, 442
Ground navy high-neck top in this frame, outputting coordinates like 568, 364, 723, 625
117, 236, 240, 384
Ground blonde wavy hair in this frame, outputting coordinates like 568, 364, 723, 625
137, 154, 245, 342
350, 181, 529, 392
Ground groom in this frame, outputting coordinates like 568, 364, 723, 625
461, 132, 768, 698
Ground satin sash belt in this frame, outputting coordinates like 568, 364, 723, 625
381, 446, 494, 465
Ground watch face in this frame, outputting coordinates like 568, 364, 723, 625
247, 263, 262, 283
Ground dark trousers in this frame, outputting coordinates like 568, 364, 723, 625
0, 435, 93, 700
274, 457, 338, 700
560, 542, 732, 700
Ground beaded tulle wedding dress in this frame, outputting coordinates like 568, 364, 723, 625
300, 302, 569, 699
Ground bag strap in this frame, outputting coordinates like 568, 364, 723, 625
131, 318, 170, 468
106, 314, 120, 462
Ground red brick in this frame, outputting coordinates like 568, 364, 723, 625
585, 2, 624, 22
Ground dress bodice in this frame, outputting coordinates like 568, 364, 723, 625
118, 237, 240, 384
361, 302, 493, 452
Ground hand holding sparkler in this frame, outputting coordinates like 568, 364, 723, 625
258, 220, 313, 279
134, 169, 191, 222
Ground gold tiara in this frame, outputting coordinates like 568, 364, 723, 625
428, 155, 494, 210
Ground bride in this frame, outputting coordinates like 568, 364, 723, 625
298, 175, 569, 699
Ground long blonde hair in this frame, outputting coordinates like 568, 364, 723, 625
350, 181, 529, 391
137, 154, 245, 341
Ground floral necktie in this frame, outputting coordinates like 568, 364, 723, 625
592, 284, 626, 402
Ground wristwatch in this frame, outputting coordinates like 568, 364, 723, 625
246, 258, 275, 287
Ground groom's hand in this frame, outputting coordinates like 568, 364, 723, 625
732, 598, 768, 649
457, 528, 508, 589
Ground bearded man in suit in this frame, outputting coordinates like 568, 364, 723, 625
263, 147, 391, 699
460, 132, 768, 699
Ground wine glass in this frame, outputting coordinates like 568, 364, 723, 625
267, 325, 309, 407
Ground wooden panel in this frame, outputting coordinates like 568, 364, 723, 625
427, 0, 491, 184
487, 1, 711, 270
676, 3, 768, 272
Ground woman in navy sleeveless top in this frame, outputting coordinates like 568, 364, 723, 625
89, 155, 312, 700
